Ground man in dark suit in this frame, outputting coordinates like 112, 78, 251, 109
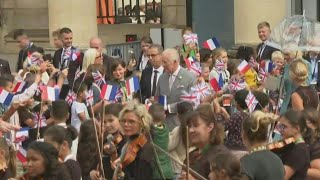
0, 59, 11, 75
155, 48, 196, 130
304, 51, 320, 91
89, 37, 115, 81
256, 21, 279, 62
140, 44, 164, 103
14, 29, 44, 72
52, 27, 84, 99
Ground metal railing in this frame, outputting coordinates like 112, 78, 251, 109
97, 0, 162, 24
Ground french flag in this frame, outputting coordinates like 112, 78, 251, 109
13, 82, 26, 93
41, 86, 60, 101
158, 95, 167, 107
184, 57, 194, 69
261, 60, 275, 73
237, 60, 251, 74
101, 84, 119, 101
125, 76, 140, 95
17, 146, 27, 163
0, 88, 14, 106
203, 37, 220, 50
210, 78, 221, 92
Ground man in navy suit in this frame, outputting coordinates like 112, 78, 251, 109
256, 21, 279, 62
140, 44, 164, 103
304, 51, 320, 91
52, 27, 83, 99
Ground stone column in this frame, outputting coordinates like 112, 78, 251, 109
234, 0, 287, 44
48, 0, 98, 48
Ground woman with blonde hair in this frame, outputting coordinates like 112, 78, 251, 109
82, 48, 103, 72
288, 59, 319, 110
240, 111, 284, 180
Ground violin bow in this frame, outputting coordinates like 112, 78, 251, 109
186, 126, 190, 180
90, 104, 105, 179
152, 142, 208, 180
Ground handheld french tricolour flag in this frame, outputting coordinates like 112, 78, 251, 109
125, 76, 140, 95
203, 37, 220, 50
41, 86, 60, 101
210, 78, 221, 93
101, 84, 119, 101
17, 146, 27, 163
260, 60, 275, 73
237, 60, 251, 74
12, 82, 27, 94
0, 88, 14, 106
158, 95, 167, 107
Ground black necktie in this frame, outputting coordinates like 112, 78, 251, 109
152, 70, 158, 96
317, 60, 320, 86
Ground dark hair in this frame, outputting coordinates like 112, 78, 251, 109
28, 142, 71, 180
199, 48, 212, 63
51, 100, 69, 121
27, 46, 45, 55
111, 58, 126, 73
177, 101, 193, 116
234, 89, 249, 110
236, 46, 255, 61
0, 138, 16, 177
72, 80, 87, 95
44, 125, 78, 149
60, 27, 72, 35
282, 109, 312, 143
210, 153, 245, 180
252, 91, 269, 111
303, 108, 320, 144
242, 111, 275, 143
77, 120, 99, 177
13, 29, 27, 39
140, 36, 153, 44
149, 103, 165, 123
0, 75, 14, 88
105, 103, 123, 117
149, 44, 164, 54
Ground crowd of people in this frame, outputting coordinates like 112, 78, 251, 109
0, 20, 319, 180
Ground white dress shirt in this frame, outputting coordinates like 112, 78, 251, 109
139, 55, 149, 71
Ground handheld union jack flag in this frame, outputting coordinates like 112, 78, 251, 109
114, 87, 123, 102
34, 112, 47, 128
215, 59, 225, 72
245, 91, 258, 113
183, 33, 198, 44
190, 82, 212, 99
65, 90, 76, 105
86, 89, 94, 106
258, 68, 268, 81
180, 91, 200, 109
92, 71, 106, 87
229, 79, 247, 91
185, 57, 202, 77
27, 52, 42, 66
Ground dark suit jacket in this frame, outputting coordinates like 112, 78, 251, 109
140, 67, 153, 102
256, 43, 279, 62
0, 59, 11, 75
102, 54, 115, 81
52, 47, 84, 84
16, 43, 44, 72
304, 54, 320, 88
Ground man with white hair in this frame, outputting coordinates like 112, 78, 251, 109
156, 48, 196, 130
89, 37, 115, 81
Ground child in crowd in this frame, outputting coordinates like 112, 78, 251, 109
71, 81, 90, 132
271, 51, 285, 76
149, 103, 173, 180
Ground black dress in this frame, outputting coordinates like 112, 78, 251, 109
288, 85, 319, 109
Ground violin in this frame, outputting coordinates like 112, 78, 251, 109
112, 134, 148, 179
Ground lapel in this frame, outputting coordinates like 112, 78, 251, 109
169, 68, 183, 96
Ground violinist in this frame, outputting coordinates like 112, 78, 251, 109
90, 103, 126, 180
240, 111, 284, 180
112, 102, 154, 180
278, 109, 310, 180
179, 103, 228, 179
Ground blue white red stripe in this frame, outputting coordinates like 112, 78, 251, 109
125, 76, 140, 95
41, 86, 60, 101
12, 81, 26, 93
203, 37, 220, 50
0, 88, 14, 106
101, 84, 119, 101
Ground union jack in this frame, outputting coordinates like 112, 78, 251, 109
92, 71, 106, 87
183, 33, 198, 44
86, 89, 94, 106
65, 90, 76, 105
245, 91, 258, 113
215, 59, 225, 72
258, 68, 267, 81
180, 91, 200, 109
27, 52, 42, 66
190, 82, 212, 99
34, 112, 47, 128
229, 79, 247, 91
63, 48, 71, 60
113, 87, 123, 103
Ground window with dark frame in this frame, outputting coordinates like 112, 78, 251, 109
97, 0, 162, 25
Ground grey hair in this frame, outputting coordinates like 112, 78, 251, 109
162, 48, 180, 64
